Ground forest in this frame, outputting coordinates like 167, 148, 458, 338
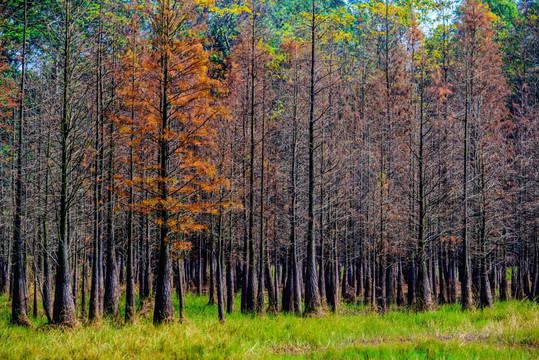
0, 0, 537, 358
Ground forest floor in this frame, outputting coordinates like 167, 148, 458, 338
0, 293, 538, 359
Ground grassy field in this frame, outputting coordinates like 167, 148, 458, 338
0, 294, 537, 359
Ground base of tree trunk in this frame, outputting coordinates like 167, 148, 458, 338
11, 315, 33, 328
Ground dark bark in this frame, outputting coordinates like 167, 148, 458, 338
217, 200, 225, 322
479, 191, 493, 308
153, 229, 173, 324
282, 248, 293, 313
125, 102, 135, 320
396, 259, 406, 306
153, 5, 174, 323
103, 126, 119, 317
11, 0, 29, 327
461, 44, 474, 311
416, 75, 433, 311
407, 264, 416, 306
178, 261, 185, 320
89, 0, 104, 321
304, 0, 321, 315
226, 212, 234, 314
245, 11, 257, 313
208, 234, 216, 306
197, 232, 203, 296
41, 218, 52, 323
257, 83, 266, 314
52, 0, 76, 327
81, 249, 87, 316
143, 216, 151, 300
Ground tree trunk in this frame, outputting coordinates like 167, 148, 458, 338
52, 0, 76, 327
304, 0, 321, 315
153, 17, 173, 323
461, 49, 474, 311
245, 12, 257, 313
103, 119, 118, 317
89, 0, 104, 321
11, 0, 29, 327
217, 199, 225, 322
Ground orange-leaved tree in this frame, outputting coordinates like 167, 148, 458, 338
116, 0, 226, 324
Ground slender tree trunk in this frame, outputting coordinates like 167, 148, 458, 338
461, 58, 474, 311
125, 91, 136, 320
41, 199, 52, 322
208, 232, 216, 306
417, 68, 433, 311
257, 79, 266, 313
103, 119, 118, 317
153, 17, 173, 323
143, 211, 151, 300
81, 248, 86, 316
11, 0, 29, 326
304, 0, 321, 315
89, 0, 104, 321
53, 0, 76, 326
396, 259, 406, 306
246, 12, 257, 313
283, 54, 301, 314
479, 166, 493, 308
226, 211, 234, 313
217, 191, 225, 322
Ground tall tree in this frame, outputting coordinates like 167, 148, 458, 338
11, 0, 30, 327
304, 0, 321, 315
118, 0, 224, 324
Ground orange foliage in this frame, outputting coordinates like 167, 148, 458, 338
114, 0, 228, 242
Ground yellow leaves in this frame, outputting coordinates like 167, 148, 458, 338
119, 126, 131, 134
354, 0, 407, 27
208, 2, 251, 17
195, 0, 216, 9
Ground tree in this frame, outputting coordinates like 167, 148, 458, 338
453, 0, 508, 310
118, 0, 224, 324
10, 0, 30, 327
51, 0, 92, 327
304, 0, 322, 316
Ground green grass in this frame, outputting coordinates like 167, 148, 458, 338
0, 294, 537, 359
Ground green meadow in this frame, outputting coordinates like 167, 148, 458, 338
1, 294, 537, 359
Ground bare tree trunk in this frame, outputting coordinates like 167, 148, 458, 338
89, 0, 104, 321
153, 16, 173, 323
257, 78, 266, 313
461, 58, 474, 311
11, 0, 29, 326
52, 0, 76, 327
245, 11, 257, 313
217, 192, 225, 322
226, 211, 234, 313
417, 67, 433, 311
304, 0, 321, 315
176, 260, 185, 320
125, 99, 136, 320
479, 167, 492, 308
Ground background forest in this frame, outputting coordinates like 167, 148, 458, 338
0, 0, 537, 356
